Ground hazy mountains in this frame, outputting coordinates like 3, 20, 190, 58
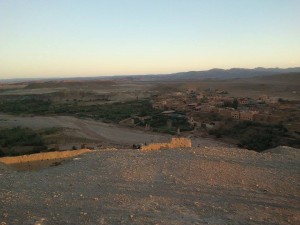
135, 67, 300, 81
1, 67, 300, 83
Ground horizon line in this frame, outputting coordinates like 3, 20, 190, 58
1, 66, 300, 82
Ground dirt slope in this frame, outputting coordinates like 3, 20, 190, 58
0, 146, 299, 225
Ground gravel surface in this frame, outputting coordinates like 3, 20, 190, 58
0, 146, 299, 225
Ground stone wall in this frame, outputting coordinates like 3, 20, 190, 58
141, 137, 192, 151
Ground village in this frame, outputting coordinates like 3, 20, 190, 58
0, 78, 299, 152
150, 87, 298, 128
116, 86, 299, 150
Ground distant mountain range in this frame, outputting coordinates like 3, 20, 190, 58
134, 67, 300, 81
1, 67, 300, 83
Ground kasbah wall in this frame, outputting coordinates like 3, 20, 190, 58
141, 137, 192, 151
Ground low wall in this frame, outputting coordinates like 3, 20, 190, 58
141, 138, 192, 151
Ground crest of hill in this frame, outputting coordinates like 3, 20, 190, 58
264, 146, 299, 157
133, 67, 300, 81
167, 67, 300, 80
1, 67, 300, 84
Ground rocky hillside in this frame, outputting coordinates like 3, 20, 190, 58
0, 146, 299, 225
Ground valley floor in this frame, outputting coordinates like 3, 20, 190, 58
0, 114, 171, 147
0, 114, 230, 150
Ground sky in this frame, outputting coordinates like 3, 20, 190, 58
0, 0, 299, 79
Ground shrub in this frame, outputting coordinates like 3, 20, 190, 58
0, 127, 45, 147
0, 99, 52, 114
238, 129, 279, 152
210, 121, 288, 151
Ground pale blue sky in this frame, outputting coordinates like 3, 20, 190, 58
0, 0, 299, 78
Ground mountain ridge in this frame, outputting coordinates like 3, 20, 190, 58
1, 67, 300, 83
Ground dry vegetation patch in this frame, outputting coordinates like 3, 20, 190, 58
0, 149, 91, 171
141, 138, 192, 151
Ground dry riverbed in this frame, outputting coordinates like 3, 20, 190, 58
0, 114, 171, 146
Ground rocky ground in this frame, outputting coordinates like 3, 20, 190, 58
0, 146, 299, 225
